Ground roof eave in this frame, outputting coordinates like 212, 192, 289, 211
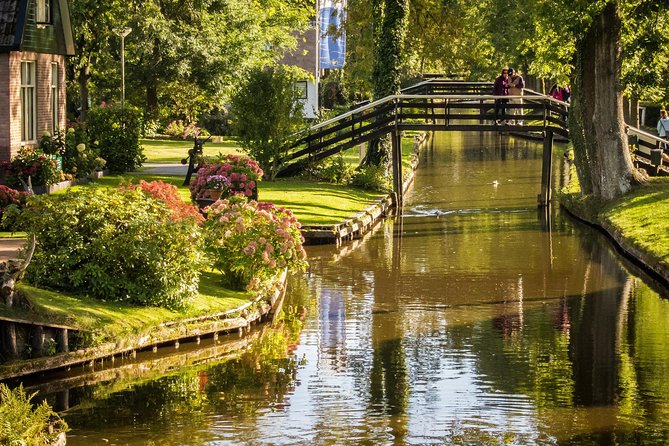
58, 0, 75, 55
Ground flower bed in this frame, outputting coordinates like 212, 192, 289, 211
190, 155, 263, 201
0, 147, 60, 189
202, 195, 307, 293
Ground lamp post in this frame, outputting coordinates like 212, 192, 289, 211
114, 27, 132, 109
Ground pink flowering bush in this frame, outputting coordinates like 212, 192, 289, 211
202, 195, 307, 292
190, 155, 263, 200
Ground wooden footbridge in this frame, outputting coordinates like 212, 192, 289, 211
278, 79, 667, 206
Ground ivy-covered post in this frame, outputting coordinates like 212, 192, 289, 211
363, 0, 409, 169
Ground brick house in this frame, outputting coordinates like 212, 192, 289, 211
280, 25, 319, 119
0, 0, 74, 161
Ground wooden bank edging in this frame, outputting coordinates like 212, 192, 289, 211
0, 270, 288, 381
560, 203, 669, 288
300, 132, 429, 245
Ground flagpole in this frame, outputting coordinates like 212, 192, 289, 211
315, 0, 320, 111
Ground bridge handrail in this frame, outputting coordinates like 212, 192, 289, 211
626, 125, 665, 146
298, 92, 567, 137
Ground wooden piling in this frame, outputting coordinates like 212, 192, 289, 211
30, 325, 45, 356
539, 130, 554, 206
56, 328, 68, 353
1, 322, 18, 359
391, 130, 403, 206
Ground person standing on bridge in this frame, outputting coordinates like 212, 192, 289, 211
493, 67, 509, 124
657, 109, 669, 148
507, 68, 525, 125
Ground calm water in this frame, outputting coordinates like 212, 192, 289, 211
43, 132, 669, 444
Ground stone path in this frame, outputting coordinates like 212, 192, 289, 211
0, 238, 25, 260
136, 163, 190, 176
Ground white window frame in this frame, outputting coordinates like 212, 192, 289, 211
20, 61, 36, 143
295, 81, 308, 100
51, 63, 59, 131
36, 0, 51, 24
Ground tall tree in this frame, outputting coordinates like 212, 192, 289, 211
69, 0, 311, 120
514, 0, 651, 200
68, 0, 131, 119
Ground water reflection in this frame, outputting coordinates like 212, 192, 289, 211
43, 132, 669, 444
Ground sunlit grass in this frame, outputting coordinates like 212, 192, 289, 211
257, 179, 382, 226
602, 177, 669, 264
141, 138, 242, 163
5, 272, 251, 341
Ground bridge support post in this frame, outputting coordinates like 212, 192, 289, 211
391, 130, 403, 206
539, 130, 554, 207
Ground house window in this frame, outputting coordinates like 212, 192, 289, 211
20, 61, 36, 143
36, 0, 51, 24
295, 81, 308, 100
51, 63, 59, 131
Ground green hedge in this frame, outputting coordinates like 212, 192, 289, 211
20, 187, 202, 309
87, 106, 145, 173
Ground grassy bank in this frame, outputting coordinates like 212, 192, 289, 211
0, 272, 251, 344
560, 176, 669, 273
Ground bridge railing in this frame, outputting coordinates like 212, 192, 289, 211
279, 83, 570, 177
627, 126, 668, 173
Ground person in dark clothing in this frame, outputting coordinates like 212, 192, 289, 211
493, 68, 509, 124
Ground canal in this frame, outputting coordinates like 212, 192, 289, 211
53, 132, 669, 444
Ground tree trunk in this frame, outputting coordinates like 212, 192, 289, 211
569, 2, 641, 201
630, 97, 639, 128
146, 82, 159, 119
78, 62, 91, 121
623, 96, 630, 123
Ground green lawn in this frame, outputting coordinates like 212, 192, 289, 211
141, 138, 242, 163
601, 177, 669, 264
75, 174, 381, 226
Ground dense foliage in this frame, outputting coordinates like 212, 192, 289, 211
86, 106, 145, 173
190, 155, 264, 200
202, 195, 307, 292
39, 126, 106, 178
0, 185, 29, 230
20, 187, 202, 309
230, 65, 307, 179
68, 0, 310, 125
0, 384, 68, 446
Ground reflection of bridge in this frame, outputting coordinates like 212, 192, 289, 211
280, 79, 667, 206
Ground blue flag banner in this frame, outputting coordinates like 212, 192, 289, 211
319, 0, 346, 69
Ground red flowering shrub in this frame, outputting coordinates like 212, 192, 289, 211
131, 180, 204, 224
189, 155, 263, 200
0, 185, 29, 230
202, 195, 307, 292
0, 147, 60, 189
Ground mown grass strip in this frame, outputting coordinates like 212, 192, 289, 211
6, 271, 251, 342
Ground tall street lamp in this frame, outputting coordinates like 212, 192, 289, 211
114, 27, 132, 108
